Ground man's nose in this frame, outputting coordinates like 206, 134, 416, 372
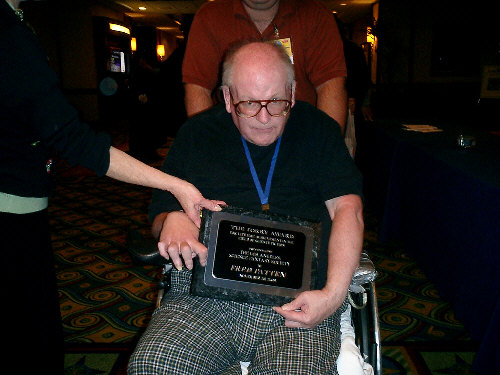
256, 105, 271, 124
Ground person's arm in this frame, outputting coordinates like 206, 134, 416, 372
106, 146, 223, 227
152, 210, 206, 271
184, 83, 214, 118
361, 88, 374, 122
316, 77, 348, 134
273, 194, 364, 328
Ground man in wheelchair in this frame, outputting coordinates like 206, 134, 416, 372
128, 41, 364, 375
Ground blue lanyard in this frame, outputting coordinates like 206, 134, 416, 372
241, 136, 282, 211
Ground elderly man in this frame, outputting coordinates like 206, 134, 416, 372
128, 41, 363, 374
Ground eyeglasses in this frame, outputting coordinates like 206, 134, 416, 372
229, 90, 292, 118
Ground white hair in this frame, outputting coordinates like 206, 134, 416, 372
221, 41, 295, 89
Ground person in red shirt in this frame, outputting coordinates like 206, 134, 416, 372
182, 0, 348, 132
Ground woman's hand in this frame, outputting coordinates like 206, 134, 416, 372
170, 180, 226, 227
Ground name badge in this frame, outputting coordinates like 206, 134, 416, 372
270, 37, 294, 64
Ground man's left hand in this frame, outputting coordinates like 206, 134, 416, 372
273, 288, 346, 329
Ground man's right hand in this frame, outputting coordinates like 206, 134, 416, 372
155, 211, 207, 270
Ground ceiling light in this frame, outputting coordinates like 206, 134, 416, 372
138, 6, 146, 11
109, 23, 130, 34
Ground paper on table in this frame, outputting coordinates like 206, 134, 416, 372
402, 124, 444, 133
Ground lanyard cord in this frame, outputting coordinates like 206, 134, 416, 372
241, 136, 282, 210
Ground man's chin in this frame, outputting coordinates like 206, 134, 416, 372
246, 129, 280, 146
251, 136, 278, 147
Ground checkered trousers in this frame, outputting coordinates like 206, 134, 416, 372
128, 269, 346, 375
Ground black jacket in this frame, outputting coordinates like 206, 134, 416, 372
0, 1, 110, 198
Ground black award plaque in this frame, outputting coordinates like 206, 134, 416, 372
190, 206, 321, 306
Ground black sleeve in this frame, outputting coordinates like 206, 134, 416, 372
0, 14, 111, 176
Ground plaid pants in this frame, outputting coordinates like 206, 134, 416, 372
128, 270, 345, 375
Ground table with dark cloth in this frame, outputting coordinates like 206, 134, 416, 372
356, 119, 500, 374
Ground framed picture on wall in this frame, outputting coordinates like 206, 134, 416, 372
480, 65, 500, 99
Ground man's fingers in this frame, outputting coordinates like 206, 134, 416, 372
274, 306, 301, 320
284, 320, 303, 329
180, 242, 194, 270
158, 239, 206, 270
157, 241, 170, 261
190, 241, 208, 266
166, 242, 183, 270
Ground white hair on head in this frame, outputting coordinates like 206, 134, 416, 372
221, 41, 295, 89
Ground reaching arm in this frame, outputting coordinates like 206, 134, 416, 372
184, 83, 214, 117
274, 194, 364, 328
316, 77, 348, 134
106, 146, 224, 227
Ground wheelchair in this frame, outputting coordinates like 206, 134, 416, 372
127, 230, 381, 375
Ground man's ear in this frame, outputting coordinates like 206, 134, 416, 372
290, 80, 297, 107
221, 86, 232, 113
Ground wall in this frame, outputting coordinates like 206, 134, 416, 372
23, 0, 129, 125
375, 0, 498, 123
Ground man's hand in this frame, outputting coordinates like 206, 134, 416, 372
156, 211, 207, 270
273, 287, 346, 329
169, 179, 225, 228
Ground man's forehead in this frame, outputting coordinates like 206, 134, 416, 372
231, 67, 288, 96
232, 52, 286, 83
230, 83, 288, 100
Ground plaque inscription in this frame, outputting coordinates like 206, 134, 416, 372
214, 220, 305, 288
191, 206, 320, 306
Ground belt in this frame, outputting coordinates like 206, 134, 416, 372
0, 192, 48, 214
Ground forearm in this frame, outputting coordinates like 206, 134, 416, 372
324, 195, 364, 299
106, 146, 185, 192
316, 77, 348, 134
273, 196, 363, 327
184, 83, 214, 117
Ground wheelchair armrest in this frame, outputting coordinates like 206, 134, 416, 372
350, 251, 377, 292
126, 229, 170, 266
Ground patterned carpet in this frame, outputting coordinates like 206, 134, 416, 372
50, 139, 478, 374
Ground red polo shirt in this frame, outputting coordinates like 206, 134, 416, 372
182, 0, 346, 106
